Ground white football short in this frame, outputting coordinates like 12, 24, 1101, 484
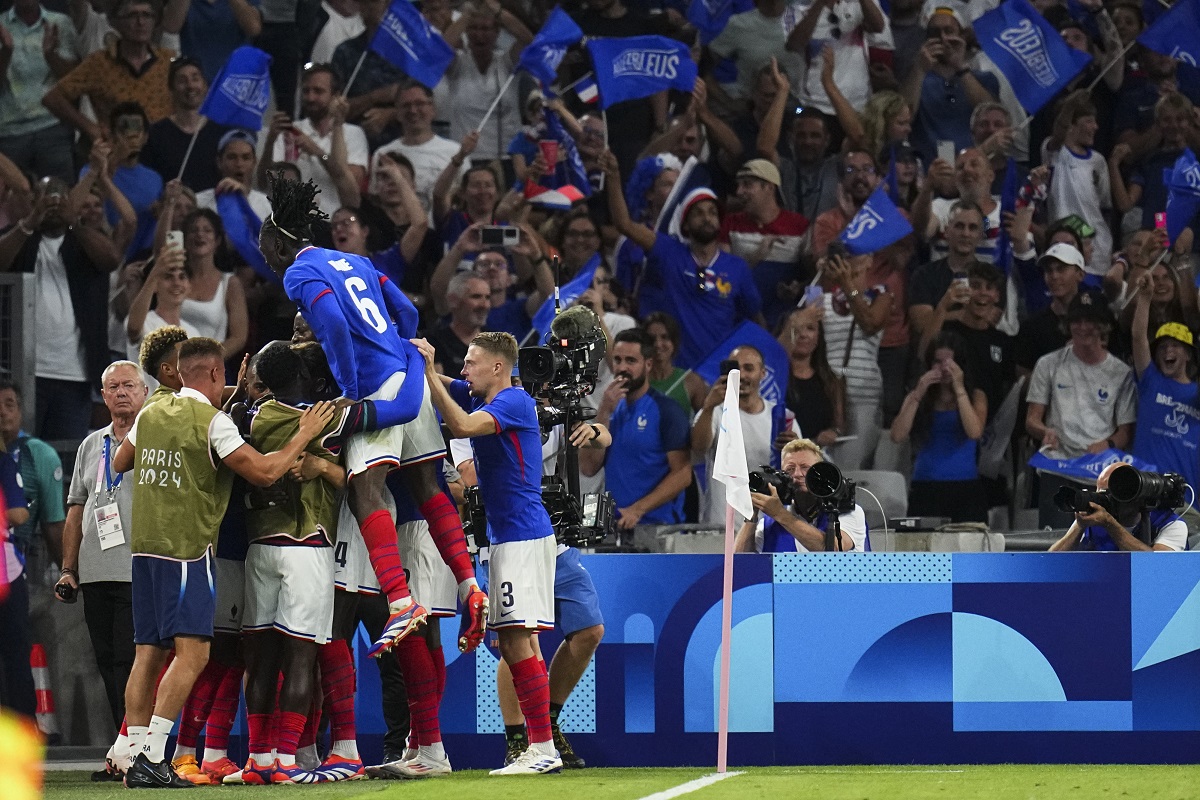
397, 519, 457, 617
333, 496, 386, 595
243, 544, 335, 643
344, 371, 446, 478
487, 536, 556, 632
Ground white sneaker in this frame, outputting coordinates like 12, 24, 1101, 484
395, 751, 451, 778
488, 746, 562, 776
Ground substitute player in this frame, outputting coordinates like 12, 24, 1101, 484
259, 176, 486, 657
414, 332, 561, 776
111, 338, 334, 789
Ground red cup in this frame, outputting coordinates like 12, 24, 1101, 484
538, 139, 559, 167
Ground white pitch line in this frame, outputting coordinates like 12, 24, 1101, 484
636, 770, 745, 800
787, 768, 966, 775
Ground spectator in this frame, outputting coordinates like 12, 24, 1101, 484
969, 102, 1022, 191
1049, 462, 1187, 551
178, 209, 249, 360
1119, 257, 1200, 343
789, 1, 887, 120
91, 101, 164, 259
891, 330, 988, 522
425, 271, 491, 377
915, 147, 1001, 265
310, 0, 362, 64
611, 153, 681, 318
139, 56, 228, 193
68, 0, 118, 58
55, 360, 146, 741
822, 48, 913, 168
1109, 93, 1197, 234
0, 445, 29, 718
713, 0, 804, 103
356, 153, 441, 302
0, 0, 80, 182
439, 0, 532, 160
886, 0, 924, 85
71, 137, 138, 258
42, 0, 174, 144
693, 345, 799, 524
472, 228, 553, 341
196, 129, 271, 222
1026, 290, 1136, 528
126, 241, 198, 364
161, 0, 262, 84
580, 328, 691, 537
901, 6, 999, 165
778, 307, 845, 449
603, 150, 764, 369
432, 140, 504, 252
734, 438, 868, 552
329, 196, 431, 311
1046, 93, 1113, 276
331, 0, 405, 149
780, 110, 839, 220
720, 158, 808, 328
644, 311, 708, 415
370, 83, 463, 218
254, 0, 301, 117
909, 200, 984, 343
1015, 243, 1086, 377
1130, 277, 1200, 525
0, 177, 118, 439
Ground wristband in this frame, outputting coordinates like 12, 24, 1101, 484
589, 423, 601, 441
60, 567, 78, 578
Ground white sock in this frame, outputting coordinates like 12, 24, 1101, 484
458, 577, 479, 601
142, 716, 174, 763
173, 744, 196, 760
250, 751, 274, 767
277, 752, 296, 767
127, 726, 149, 762
202, 747, 226, 764
112, 733, 129, 761
529, 739, 556, 757
420, 742, 446, 761
331, 739, 359, 760
388, 596, 414, 614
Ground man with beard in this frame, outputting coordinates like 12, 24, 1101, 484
602, 150, 763, 369
734, 438, 869, 553
909, 201, 985, 343
259, 64, 368, 217
915, 147, 1003, 264
140, 57, 229, 192
580, 328, 692, 535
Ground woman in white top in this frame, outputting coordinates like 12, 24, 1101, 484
179, 209, 248, 359
125, 243, 200, 385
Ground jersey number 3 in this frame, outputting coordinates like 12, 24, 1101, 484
343, 276, 388, 333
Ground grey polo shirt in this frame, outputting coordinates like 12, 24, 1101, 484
67, 425, 133, 584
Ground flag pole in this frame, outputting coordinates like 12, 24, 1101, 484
175, 120, 206, 181
477, 73, 517, 132
342, 51, 369, 98
1118, 247, 1172, 311
1084, 40, 1137, 94
558, 70, 594, 96
716, 495, 736, 773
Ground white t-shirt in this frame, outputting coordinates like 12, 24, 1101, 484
782, 0, 873, 115
710, 8, 805, 102
1026, 345, 1137, 460
310, 1, 364, 64
129, 387, 245, 460
1047, 146, 1112, 276
34, 234, 87, 381
370, 134, 464, 218
698, 399, 801, 525
196, 187, 272, 224
271, 118, 370, 216
445, 48, 521, 160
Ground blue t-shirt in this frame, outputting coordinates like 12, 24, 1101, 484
911, 70, 1001, 165
606, 388, 690, 524
180, 0, 262, 83
912, 409, 979, 482
284, 246, 419, 398
448, 382, 553, 544
646, 232, 762, 368
82, 163, 162, 259
486, 297, 532, 340
761, 511, 833, 553
1082, 509, 1184, 551
614, 236, 668, 319
1133, 364, 1200, 496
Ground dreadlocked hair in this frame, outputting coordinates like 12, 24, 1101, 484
266, 173, 327, 241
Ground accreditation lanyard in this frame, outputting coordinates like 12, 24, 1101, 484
94, 435, 126, 550
97, 435, 123, 499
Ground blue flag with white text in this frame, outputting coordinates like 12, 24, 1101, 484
838, 185, 913, 255
996, 157, 1019, 274
517, 7, 582, 86
1165, 148, 1200, 246
369, 0, 455, 89
216, 192, 278, 285
694, 321, 790, 410
530, 254, 601, 342
586, 36, 698, 109
1029, 449, 1158, 481
974, 0, 1092, 115
544, 107, 592, 198
1138, 0, 1200, 68
199, 46, 272, 130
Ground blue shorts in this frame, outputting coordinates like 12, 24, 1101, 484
554, 548, 603, 637
132, 552, 217, 647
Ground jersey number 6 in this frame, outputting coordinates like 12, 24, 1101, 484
344, 276, 388, 333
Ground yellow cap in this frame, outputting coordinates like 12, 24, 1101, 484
1155, 322, 1194, 348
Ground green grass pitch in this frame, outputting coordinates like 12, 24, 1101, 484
43, 764, 1200, 800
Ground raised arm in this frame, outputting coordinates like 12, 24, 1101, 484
755, 59, 790, 164
433, 130, 478, 223
1131, 272, 1152, 378
223, 403, 337, 487
430, 223, 484, 316
820, 46, 867, 152
600, 149, 656, 252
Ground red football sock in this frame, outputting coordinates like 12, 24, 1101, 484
276, 711, 307, 757
318, 640, 357, 743
359, 509, 411, 604
178, 660, 226, 748
394, 636, 441, 746
510, 656, 551, 744
202, 665, 243, 752
419, 494, 475, 586
120, 716, 128, 736
247, 713, 272, 756
431, 645, 446, 705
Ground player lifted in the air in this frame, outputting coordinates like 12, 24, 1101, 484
258, 175, 487, 657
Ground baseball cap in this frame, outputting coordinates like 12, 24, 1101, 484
679, 187, 719, 224
218, 128, 257, 154
1155, 322, 1194, 348
1058, 214, 1097, 240
1067, 289, 1115, 327
736, 159, 782, 187
1037, 242, 1086, 272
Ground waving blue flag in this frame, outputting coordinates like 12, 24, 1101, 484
1029, 449, 1158, 481
543, 107, 592, 198
974, 0, 1092, 115
694, 321, 789, 409
370, 0, 455, 89
995, 157, 1019, 274
530, 254, 601, 342
838, 185, 913, 255
517, 7, 582, 86
199, 46, 272, 130
586, 36, 698, 109
1138, 0, 1200, 67
216, 192, 278, 285
686, 0, 753, 44
1165, 148, 1200, 246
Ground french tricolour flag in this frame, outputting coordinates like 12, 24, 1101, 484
575, 75, 599, 104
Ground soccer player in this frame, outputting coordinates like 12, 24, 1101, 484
414, 332, 562, 776
259, 176, 487, 657
111, 338, 335, 789
137, 325, 189, 400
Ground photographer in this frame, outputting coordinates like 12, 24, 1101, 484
734, 439, 868, 553
1049, 463, 1188, 552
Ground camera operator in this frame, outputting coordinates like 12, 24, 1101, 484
1049, 463, 1188, 552
734, 439, 868, 553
